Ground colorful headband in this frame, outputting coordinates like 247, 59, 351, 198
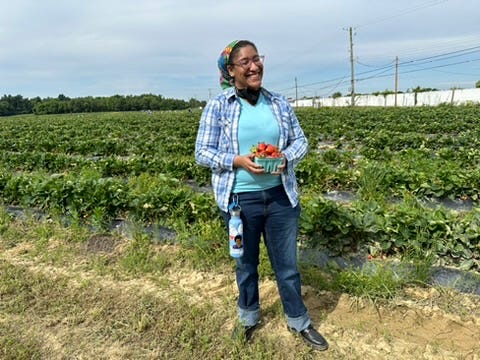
217, 40, 240, 89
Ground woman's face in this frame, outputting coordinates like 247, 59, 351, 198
228, 45, 263, 90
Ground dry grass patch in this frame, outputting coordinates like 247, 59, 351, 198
0, 215, 479, 359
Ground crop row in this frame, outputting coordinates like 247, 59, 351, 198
0, 171, 216, 225
3, 147, 480, 202
3, 105, 480, 156
0, 168, 477, 271
1, 106, 479, 270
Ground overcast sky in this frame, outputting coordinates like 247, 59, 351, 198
1, 0, 479, 101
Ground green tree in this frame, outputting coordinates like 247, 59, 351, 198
0, 94, 32, 116
409, 86, 437, 93
0, 100, 9, 116
372, 89, 395, 96
409, 86, 438, 106
4, 92, 205, 116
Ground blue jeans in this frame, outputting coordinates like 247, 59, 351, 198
222, 185, 311, 331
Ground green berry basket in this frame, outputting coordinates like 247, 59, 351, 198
254, 157, 284, 173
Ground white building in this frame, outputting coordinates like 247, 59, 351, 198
291, 88, 480, 107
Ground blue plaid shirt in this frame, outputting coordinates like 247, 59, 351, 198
195, 87, 308, 212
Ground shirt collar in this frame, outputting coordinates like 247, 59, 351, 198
225, 87, 275, 103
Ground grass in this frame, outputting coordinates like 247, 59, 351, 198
0, 208, 475, 359
0, 322, 43, 360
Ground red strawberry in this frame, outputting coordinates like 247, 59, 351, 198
252, 142, 283, 159
257, 142, 267, 152
265, 144, 276, 155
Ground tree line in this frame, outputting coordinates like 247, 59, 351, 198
0, 94, 207, 116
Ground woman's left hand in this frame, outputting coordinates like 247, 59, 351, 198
271, 157, 286, 175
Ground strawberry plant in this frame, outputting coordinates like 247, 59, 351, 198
1, 106, 480, 270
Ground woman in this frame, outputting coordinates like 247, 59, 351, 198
195, 40, 328, 351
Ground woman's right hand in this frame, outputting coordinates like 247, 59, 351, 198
233, 154, 265, 174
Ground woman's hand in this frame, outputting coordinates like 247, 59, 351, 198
234, 154, 286, 175
233, 154, 265, 174
271, 157, 286, 175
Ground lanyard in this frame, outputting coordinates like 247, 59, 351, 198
228, 194, 241, 212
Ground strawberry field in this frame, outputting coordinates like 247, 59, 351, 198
1, 106, 480, 272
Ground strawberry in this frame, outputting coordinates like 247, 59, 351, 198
257, 142, 267, 152
251, 142, 282, 159
265, 144, 277, 155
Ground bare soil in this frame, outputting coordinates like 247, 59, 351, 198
2, 241, 479, 359
228, 278, 480, 359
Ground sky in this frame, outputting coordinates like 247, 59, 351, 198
1, 0, 479, 101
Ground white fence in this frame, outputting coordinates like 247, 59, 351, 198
292, 88, 480, 107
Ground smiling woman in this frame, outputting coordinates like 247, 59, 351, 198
195, 40, 329, 351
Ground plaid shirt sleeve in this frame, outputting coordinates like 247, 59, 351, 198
268, 91, 309, 208
195, 90, 238, 211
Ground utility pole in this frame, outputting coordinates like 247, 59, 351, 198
295, 77, 298, 107
349, 27, 355, 107
394, 56, 399, 107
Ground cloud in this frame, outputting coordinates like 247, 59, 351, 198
1, 0, 479, 100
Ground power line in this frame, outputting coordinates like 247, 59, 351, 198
355, 59, 396, 68
354, 46, 480, 75
355, 0, 449, 29
429, 68, 480, 76
375, 35, 480, 61
398, 58, 480, 76
352, 46, 480, 83
275, 46, 480, 98
356, 58, 480, 83
348, 45, 478, 84
272, 1, 451, 77
398, 46, 480, 67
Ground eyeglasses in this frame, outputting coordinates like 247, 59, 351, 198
230, 55, 265, 69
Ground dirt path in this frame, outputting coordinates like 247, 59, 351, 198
150, 262, 480, 359
2, 243, 479, 359
230, 279, 479, 359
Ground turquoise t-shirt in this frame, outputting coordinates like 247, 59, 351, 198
233, 93, 282, 193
